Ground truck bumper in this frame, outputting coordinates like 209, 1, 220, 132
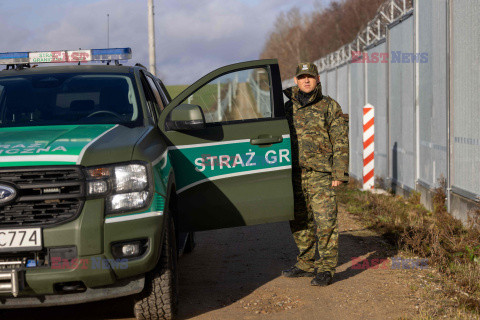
0, 199, 164, 303
0, 275, 144, 309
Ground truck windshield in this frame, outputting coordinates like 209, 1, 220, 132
0, 73, 141, 127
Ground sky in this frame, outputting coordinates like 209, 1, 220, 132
0, 0, 321, 85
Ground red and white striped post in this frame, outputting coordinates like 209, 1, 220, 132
363, 104, 374, 189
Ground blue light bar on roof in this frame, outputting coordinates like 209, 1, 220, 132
0, 52, 29, 65
91, 48, 132, 61
0, 48, 132, 65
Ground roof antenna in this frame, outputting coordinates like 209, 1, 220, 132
107, 14, 110, 48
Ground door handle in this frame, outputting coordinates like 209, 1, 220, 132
250, 135, 283, 145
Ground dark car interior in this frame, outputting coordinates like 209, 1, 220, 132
0, 73, 140, 127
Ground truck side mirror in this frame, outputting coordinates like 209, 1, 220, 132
165, 104, 206, 131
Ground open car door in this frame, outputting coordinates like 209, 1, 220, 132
159, 59, 294, 231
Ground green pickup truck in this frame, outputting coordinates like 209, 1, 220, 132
0, 48, 293, 319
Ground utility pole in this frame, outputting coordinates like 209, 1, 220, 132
107, 14, 110, 48
148, 0, 156, 76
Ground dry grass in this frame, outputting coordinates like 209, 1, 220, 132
337, 179, 480, 317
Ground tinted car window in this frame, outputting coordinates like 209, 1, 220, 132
181, 67, 272, 123
139, 73, 159, 122
146, 75, 165, 112
0, 73, 141, 127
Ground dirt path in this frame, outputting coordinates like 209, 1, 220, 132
175, 204, 418, 320
224, 82, 261, 121
2, 204, 421, 319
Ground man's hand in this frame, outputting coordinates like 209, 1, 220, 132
332, 180, 342, 187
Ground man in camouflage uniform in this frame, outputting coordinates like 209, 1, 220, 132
282, 62, 349, 286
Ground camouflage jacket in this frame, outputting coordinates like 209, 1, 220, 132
284, 83, 349, 181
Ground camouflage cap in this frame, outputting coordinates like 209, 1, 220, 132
295, 62, 319, 78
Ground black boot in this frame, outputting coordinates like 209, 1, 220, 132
311, 271, 333, 286
281, 266, 315, 277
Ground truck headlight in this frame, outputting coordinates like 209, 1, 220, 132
85, 162, 152, 214
107, 191, 149, 212
88, 179, 109, 195
113, 164, 148, 192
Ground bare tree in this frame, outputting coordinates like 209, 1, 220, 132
260, 8, 311, 79
261, 0, 385, 81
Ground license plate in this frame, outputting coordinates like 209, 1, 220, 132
0, 228, 42, 252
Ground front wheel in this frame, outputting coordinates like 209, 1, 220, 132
134, 215, 178, 320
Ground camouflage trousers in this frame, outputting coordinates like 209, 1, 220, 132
290, 170, 338, 276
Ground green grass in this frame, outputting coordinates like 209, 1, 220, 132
165, 85, 188, 99
166, 84, 220, 110
166, 84, 236, 124
190, 84, 221, 112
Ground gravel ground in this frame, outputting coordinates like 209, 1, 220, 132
2, 204, 421, 319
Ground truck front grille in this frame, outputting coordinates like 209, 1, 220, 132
0, 250, 48, 269
0, 167, 85, 227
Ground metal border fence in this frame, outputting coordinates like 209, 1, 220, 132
282, 0, 480, 222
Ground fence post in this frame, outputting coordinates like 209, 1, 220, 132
348, 62, 352, 175
256, 71, 260, 113
414, 0, 420, 184
363, 104, 375, 189
228, 82, 232, 112
446, 0, 453, 212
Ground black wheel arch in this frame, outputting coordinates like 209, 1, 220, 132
162, 169, 180, 258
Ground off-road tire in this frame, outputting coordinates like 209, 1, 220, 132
134, 215, 178, 320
